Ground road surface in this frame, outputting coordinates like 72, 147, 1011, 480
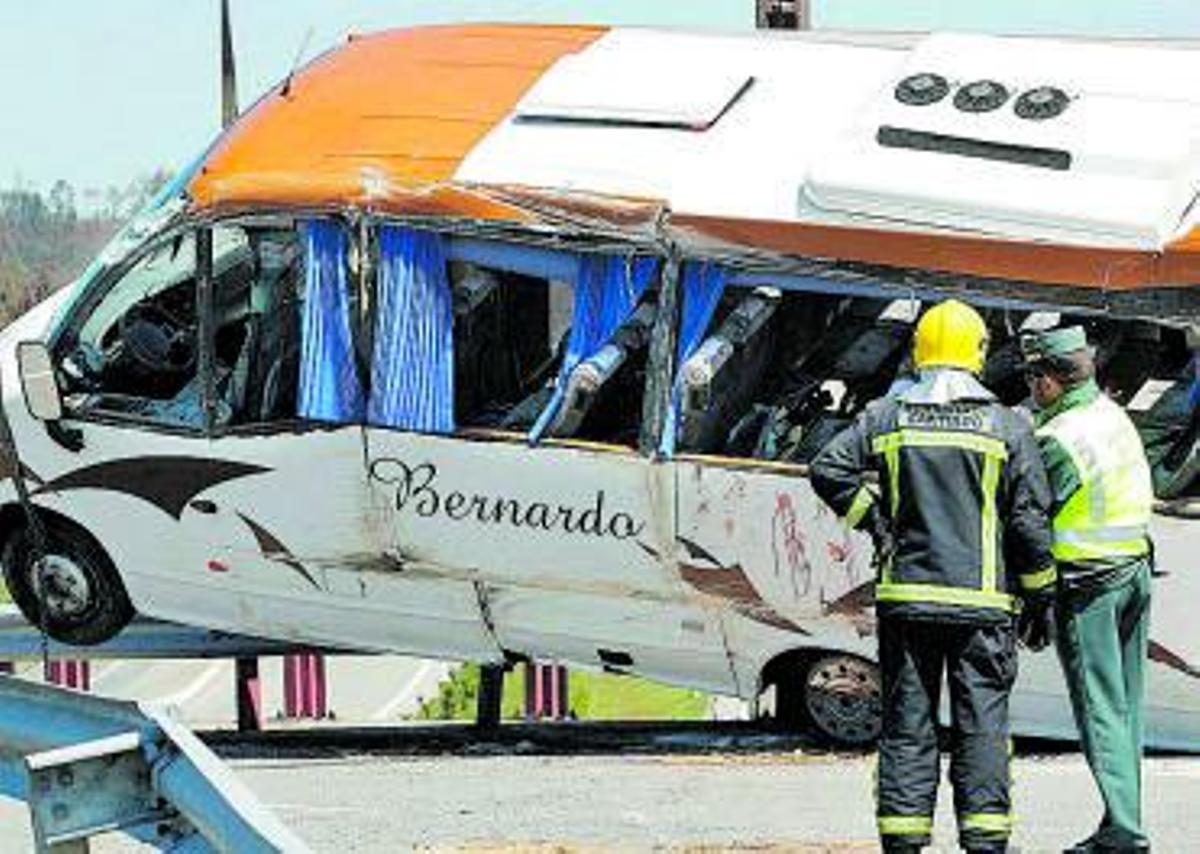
0, 734, 1196, 852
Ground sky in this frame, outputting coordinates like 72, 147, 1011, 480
1, 0, 1198, 202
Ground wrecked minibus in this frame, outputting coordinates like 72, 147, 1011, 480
1, 25, 1198, 748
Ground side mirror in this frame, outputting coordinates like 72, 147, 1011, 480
17, 341, 63, 422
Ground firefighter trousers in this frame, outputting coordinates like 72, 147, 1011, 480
877, 616, 1016, 851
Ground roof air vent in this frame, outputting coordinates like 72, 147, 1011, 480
1015, 86, 1070, 120
954, 80, 1009, 113
895, 73, 949, 106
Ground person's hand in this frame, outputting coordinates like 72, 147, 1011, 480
1018, 598, 1055, 652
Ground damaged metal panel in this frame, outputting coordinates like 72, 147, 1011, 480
312, 554, 502, 662
673, 457, 875, 635
483, 585, 738, 696
361, 427, 707, 677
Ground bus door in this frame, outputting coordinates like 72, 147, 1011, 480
32, 222, 371, 643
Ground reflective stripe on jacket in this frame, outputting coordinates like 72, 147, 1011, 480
811, 370, 1056, 624
1036, 394, 1153, 563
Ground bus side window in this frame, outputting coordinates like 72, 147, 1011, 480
672, 287, 917, 464
451, 260, 656, 449
452, 262, 555, 428
215, 227, 304, 426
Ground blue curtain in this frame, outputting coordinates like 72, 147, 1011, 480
659, 261, 728, 456
1189, 355, 1200, 409
529, 253, 659, 442
368, 226, 455, 432
298, 220, 365, 422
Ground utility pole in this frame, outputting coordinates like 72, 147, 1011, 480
220, 0, 239, 128
756, 0, 810, 30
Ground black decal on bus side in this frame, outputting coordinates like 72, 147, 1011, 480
236, 513, 322, 591
35, 457, 269, 519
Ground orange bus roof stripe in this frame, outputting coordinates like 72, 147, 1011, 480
188, 25, 605, 210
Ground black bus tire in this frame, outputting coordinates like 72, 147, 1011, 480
1, 515, 134, 646
776, 652, 881, 748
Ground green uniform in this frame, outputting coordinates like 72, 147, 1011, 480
1036, 378, 1154, 852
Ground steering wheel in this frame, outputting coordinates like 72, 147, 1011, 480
116, 303, 196, 376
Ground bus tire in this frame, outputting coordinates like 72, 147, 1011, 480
1, 514, 134, 646
777, 652, 881, 747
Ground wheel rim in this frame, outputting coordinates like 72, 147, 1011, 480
32, 554, 94, 620
804, 654, 882, 745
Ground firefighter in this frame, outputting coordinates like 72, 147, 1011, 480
811, 299, 1056, 853
1021, 327, 1154, 853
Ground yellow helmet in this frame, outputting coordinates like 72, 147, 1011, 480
913, 299, 989, 374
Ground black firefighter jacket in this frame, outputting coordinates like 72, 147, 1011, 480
810, 370, 1056, 625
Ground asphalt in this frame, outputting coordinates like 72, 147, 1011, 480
1, 732, 1197, 852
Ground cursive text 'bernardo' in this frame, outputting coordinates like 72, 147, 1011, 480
368, 458, 645, 541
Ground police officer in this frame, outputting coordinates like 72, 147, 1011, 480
811, 300, 1056, 853
1022, 327, 1154, 853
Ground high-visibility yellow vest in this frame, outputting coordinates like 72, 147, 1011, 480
1036, 394, 1153, 563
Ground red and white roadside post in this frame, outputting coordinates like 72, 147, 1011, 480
44, 659, 90, 691
283, 652, 327, 719
524, 661, 569, 720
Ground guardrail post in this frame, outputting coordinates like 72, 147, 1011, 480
555, 665, 569, 720
283, 653, 327, 719
234, 657, 261, 733
73, 661, 90, 692
476, 663, 504, 730
44, 660, 90, 692
283, 654, 296, 718
523, 662, 569, 720
308, 653, 326, 718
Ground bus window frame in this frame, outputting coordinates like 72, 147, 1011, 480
362, 216, 674, 458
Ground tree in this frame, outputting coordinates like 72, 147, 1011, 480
0, 168, 176, 325
48, 180, 76, 227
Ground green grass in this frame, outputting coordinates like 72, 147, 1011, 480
416, 663, 711, 722
0, 582, 9, 605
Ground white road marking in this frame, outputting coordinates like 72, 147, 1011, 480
153, 661, 226, 714
371, 661, 446, 722
1155, 761, 1200, 778
87, 660, 126, 688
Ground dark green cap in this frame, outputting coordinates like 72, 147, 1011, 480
1020, 325, 1090, 364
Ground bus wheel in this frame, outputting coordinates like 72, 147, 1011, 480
1, 515, 134, 646
779, 653, 881, 747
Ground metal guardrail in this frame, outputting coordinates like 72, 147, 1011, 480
0, 675, 310, 852
0, 605, 354, 729
0, 605, 315, 661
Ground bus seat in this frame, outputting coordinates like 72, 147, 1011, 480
545, 301, 656, 438
677, 289, 778, 453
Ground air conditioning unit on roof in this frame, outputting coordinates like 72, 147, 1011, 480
804, 33, 1200, 249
